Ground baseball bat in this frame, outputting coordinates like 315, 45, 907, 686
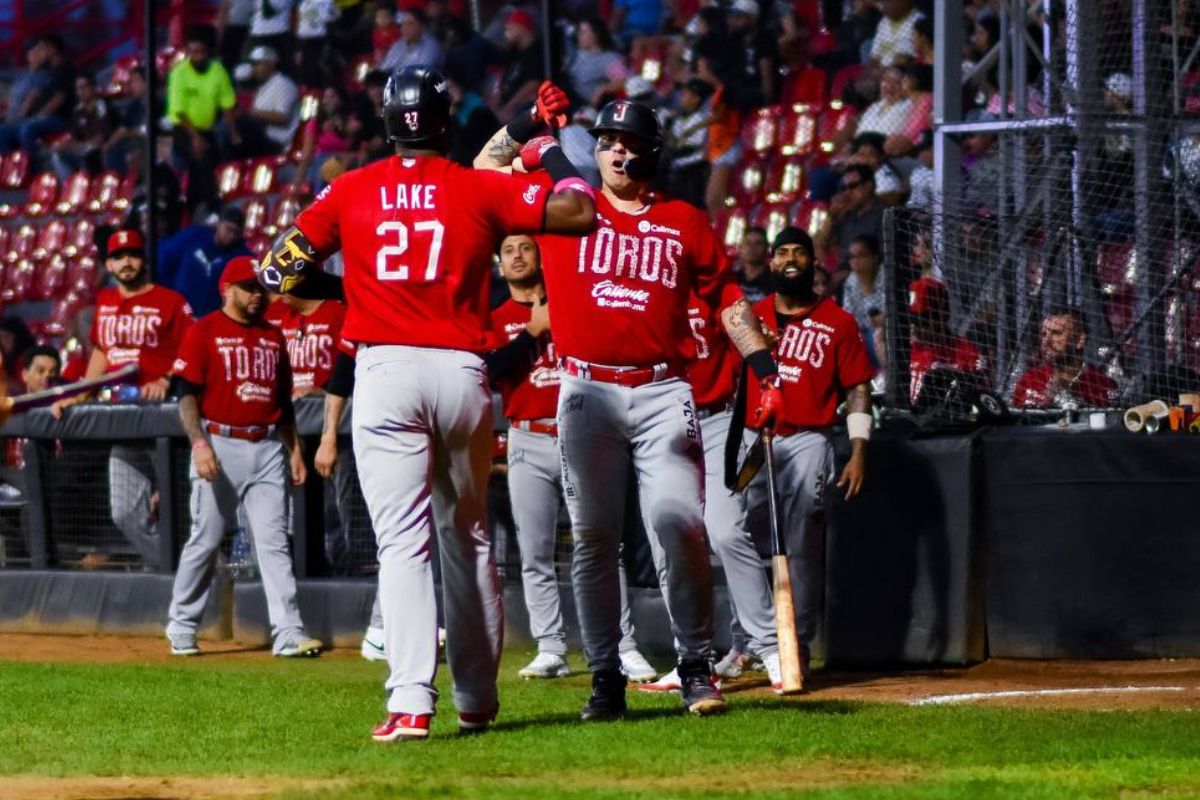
762, 429, 803, 694
5, 363, 141, 414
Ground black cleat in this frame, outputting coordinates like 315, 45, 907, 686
678, 659, 728, 716
580, 668, 628, 721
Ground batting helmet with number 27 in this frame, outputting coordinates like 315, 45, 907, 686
383, 66, 452, 145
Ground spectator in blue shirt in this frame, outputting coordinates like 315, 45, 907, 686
155, 206, 250, 316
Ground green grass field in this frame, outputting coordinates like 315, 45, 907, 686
3, 649, 1200, 799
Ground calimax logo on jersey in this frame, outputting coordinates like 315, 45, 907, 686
636, 220, 681, 237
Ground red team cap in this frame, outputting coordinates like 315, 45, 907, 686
506, 9, 536, 31
908, 276, 949, 317
106, 229, 144, 256
219, 255, 259, 292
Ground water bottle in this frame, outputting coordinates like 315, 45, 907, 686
230, 527, 253, 580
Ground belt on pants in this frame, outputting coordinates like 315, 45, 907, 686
205, 422, 277, 442
696, 399, 734, 420
510, 418, 558, 436
560, 357, 684, 388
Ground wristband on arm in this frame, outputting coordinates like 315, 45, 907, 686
846, 411, 872, 441
745, 349, 779, 380
542, 147, 583, 184
506, 104, 543, 144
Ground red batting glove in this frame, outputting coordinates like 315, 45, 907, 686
535, 80, 569, 129
753, 376, 785, 431
520, 135, 557, 172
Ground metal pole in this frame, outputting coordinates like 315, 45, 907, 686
933, 0, 964, 287
143, 0, 158, 275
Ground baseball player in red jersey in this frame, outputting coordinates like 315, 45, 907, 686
743, 227, 875, 675
639, 292, 784, 692
490, 234, 656, 682
264, 294, 346, 397
255, 66, 594, 741
476, 98, 785, 719
51, 229, 193, 569
166, 256, 321, 658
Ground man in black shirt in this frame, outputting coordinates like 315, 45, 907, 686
493, 10, 544, 120
0, 34, 75, 160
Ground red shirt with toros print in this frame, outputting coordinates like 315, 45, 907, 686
490, 298, 559, 421
295, 154, 550, 353
89, 285, 193, 384
264, 299, 346, 395
172, 311, 292, 427
685, 294, 739, 409
537, 191, 743, 369
747, 295, 874, 432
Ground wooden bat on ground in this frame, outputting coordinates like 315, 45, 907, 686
3, 363, 141, 415
762, 429, 804, 694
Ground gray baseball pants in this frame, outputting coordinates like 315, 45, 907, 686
353, 345, 502, 717
166, 435, 308, 653
109, 444, 159, 568
557, 373, 714, 672
744, 429, 833, 659
645, 409, 778, 658
507, 425, 641, 657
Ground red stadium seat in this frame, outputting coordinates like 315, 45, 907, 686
156, 46, 184, 79
268, 196, 301, 236
792, 200, 831, 241
1097, 240, 1136, 296
4, 223, 36, 266
245, 233, 272, 258
750, 203, 793, 245
29, 219, 68, 263
741, 107, 781, 158
778, 108, 818, 156
243, 198, 269, 237
242, 159, 279, 196
55, 172, 91, 216
3, 260, 34, 303
23, 172, 60, 217
714, 206, 750, 258
345, 57, 374, 92
216, 161, 244, 200
67, 254, 99, 291
816, 102, 857, 153
630, 36, 670, 89
34, 253, 68, 301
830, 63, 864, 102
1, 150, 30, 189
65, 218, 96, 258
84, 171, 122, 214
103, 56, 142, 98
763, 157, 806, 205
781, 67, 827, 108
728, 157, 767, 208
0, 227, 8, 256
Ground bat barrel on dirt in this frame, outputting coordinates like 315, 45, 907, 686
762, 429, 804, 694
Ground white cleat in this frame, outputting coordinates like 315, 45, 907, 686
713, 648, 762, 679
361, 627, 387, 662
517, 652, 571, 679
763, 651, 803, 695
619, 649, 658, 682
638, 667, 681, 693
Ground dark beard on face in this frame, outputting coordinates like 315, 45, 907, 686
115, 268, 148, 290
772, 267, 816, 302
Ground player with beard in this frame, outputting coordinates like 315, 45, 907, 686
742, 227, 875, 678
1012, 308, 1116, 408
166, 256, 321, 658
52, 229, 194, 569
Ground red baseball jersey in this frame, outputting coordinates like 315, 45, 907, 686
490, 298, 559, 421
686, 294, 739, 409
536, 191, 742, 368
172, 311, 292, 427
1011, 363, 1116, 408
89, 285, 193, 384
909, 338, 985, 405
264, 299, 346, 394
295, 154, 550, 353
747, 295, 874, 432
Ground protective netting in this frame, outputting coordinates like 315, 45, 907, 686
882, 1, 1200, 423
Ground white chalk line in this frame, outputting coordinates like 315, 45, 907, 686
910, 686, 1189, 706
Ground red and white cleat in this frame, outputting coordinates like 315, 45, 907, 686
372, 712, 431, 742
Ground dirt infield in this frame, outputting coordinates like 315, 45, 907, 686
2, 776, 344, 800
3, 632, 1199, 711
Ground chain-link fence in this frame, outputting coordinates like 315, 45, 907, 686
880, 0, 1200, 422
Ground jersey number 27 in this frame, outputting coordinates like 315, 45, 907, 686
376, 220, 445, 281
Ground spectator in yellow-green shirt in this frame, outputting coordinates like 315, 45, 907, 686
168, 26, 235, 214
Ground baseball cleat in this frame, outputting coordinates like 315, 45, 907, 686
678, 660, 728, 716
619, 649, 657, 682
638, 667, 681, 693
763, 652, 802, 695
518, 652, 570, 679
372, 712, 431, 742
275, 636, 323, 658
360, 627, 387, 662
167, 632, 200, 656
580, 668, 628, 722
458, 705, 499, 734
714, 648, 762, 679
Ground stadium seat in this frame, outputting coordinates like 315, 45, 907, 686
45, 288, 89, 337
816, 102, 856, 153
714, 206, 750, 258
3, 260, 34, 303
781, 67, 827, 108
34, 253, 68, 301
67, 254, 98, 292
631, 36, 669, 89
1, 150, 30, 189
245, 233, 272, 258
85, 171, 122, 214
778, 108, 818, 156
1097, 240, 1136, 296
0, 227, 8, 256
728, 157, 767, 208
54, 172, 91, 216
29, 219, 68, 263
345, 57, 374, 92
65, 218, 96, 258
792, 200, 831, 241
242, 198, 269, 237
103, 56, 141, 98
23, 172, 60, 217
242, 159, 279, 196
829, 63, 864, 102
4, 223, 36, 266
216, 161, 244, 200
750, 203, 792, 245
763, 157, 806, 205
741, 107, 781, 158
156, 46, 184, 79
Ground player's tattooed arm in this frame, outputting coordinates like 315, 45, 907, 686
838, 382, 872, 499
721, 298, 773, 358
178, 393, 205, 445
846, 382, 872, 415
474, 127, 521, 171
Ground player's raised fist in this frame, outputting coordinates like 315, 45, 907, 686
535, 81, 569, 129
753, 376, 785, 431
520, 135, 558, 172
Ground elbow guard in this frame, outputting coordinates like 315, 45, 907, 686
256, 227, 319, 294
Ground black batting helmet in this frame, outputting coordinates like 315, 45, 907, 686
591, 99, 663, 180
382, 66, 451, 146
